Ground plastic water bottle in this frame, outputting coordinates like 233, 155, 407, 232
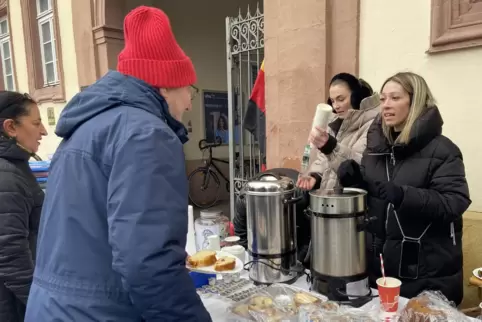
300, 144, 311, 176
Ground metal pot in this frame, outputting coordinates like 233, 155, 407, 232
244, 172, 302, 284
307, 187, 374, 306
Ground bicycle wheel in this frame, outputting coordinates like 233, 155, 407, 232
188, 167, 221, 209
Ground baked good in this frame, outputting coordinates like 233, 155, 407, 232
400, 296, 447, 321
294, 292, 320, 306
319, 301, 339, 311
214, 256, 236, 271
232, 304, 251, 318
248, 296, 274, 312
186, 250, 216, 268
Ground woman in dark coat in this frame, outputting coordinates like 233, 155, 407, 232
338, 72, 471, 305
0, 91, 47, 321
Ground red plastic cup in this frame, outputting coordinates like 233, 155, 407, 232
377, 277, 402, 315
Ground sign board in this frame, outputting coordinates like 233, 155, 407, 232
47, 107, 56, 126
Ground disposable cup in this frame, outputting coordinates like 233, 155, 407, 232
377, 277, 401, 315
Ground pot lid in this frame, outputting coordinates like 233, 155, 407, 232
309, 187, 367, 199
246, 173, 295, 193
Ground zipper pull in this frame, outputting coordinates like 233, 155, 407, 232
390, 147, 396, 166
450, 222, 456, 246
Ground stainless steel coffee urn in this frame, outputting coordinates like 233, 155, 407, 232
245, 173, 302, 285
307, 187, 374, 307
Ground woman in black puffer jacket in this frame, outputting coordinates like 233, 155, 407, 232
0, 91, 47, 321
338, 72, 471, 305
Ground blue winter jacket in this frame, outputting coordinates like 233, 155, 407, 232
24, 71, 212, 322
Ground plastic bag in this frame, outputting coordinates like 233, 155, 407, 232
397, 291, 472, 322
227, 283, 327, 321
298, 303, 377, 322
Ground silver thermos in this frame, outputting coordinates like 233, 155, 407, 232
244, 173, 302, 285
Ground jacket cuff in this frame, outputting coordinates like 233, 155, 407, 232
309, 173, 322, 190
319, 134, 337, 155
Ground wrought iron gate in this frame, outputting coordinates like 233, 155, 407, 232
225, 4, 264, 219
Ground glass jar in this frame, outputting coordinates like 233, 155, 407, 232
218, 212, 230, 240
194, 210, 226, 251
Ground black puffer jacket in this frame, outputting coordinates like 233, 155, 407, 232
0, 137, 43, 321
360, 107, 470, 305
233, 168, 312, 267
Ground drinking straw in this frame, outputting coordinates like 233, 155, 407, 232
380, 253, 386, 286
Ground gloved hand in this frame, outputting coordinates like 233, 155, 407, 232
337, 160, 363, 188
375, 181, 404, 208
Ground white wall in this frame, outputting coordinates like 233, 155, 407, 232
359, 0, 482, 211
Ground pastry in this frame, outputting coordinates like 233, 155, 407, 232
232, 304, 251, 318
400, 296, 447, 321
319, 301, 339, 311
214, 256, 236, 271
248, 296, 274, 312
186, 250, 216, 268
294, 292, 320, 306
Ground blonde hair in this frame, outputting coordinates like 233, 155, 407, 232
380, 72, 436, 144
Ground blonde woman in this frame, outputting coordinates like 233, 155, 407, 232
338, 72, 471, 305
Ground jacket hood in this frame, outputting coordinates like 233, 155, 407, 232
367, 105, 443, 154
55, 71, 188, 143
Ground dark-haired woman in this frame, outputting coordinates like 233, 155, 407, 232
0, 91, 47, 321
297, 73, 379, 191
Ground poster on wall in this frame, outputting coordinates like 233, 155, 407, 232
203, 90, 240, 145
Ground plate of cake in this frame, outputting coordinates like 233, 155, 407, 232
186, 250, 243, 274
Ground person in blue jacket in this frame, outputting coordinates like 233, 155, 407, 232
25, 6, 211, 322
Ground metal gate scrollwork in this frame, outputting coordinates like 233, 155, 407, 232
226, 4, 264, 219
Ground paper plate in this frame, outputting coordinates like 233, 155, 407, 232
187, 251, 243, 275
473, 268, 482, 280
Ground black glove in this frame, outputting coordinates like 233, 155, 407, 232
337, 160, 363, 188
376, 181, 404, 208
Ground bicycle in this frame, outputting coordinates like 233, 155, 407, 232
188, 138, 231, 209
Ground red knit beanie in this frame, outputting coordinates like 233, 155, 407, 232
117, 6, 196, 88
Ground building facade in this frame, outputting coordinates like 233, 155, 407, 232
2, 0, 482, 308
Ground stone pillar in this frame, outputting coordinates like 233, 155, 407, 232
264, 0, 360, 169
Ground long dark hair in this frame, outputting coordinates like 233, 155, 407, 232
0, 91, 36, 135
328, 73, 373, 110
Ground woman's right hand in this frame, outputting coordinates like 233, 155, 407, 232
296, 176, 316, 191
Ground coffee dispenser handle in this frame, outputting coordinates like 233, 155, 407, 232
303, 207, 313, 219
283, 195, 303, 205
357, 215, 378, 232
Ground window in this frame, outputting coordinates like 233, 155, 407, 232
36, 0, 58, 86
429, 0, 482, 53
0, 17, 15, 91
20, 0, 64, 103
